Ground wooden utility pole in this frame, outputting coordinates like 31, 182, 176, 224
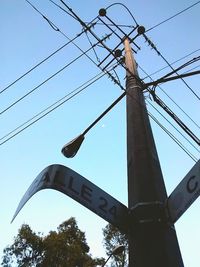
124, 38, 184, 267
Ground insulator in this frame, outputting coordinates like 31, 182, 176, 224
99, 8, 106, 16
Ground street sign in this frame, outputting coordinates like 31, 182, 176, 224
12, 164, 129, 232
167, 160, 200, 223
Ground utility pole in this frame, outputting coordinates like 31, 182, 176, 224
124, 38, 184, 266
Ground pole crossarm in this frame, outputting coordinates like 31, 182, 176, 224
143, 70, 200, 88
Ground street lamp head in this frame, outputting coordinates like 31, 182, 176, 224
101, 245, 125, 267
61, 134, 85, 158
112, 245, 125, 256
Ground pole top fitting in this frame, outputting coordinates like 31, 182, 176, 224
114, 49, 122, 58
99, 8, 106, 16
137, 25, 146, 35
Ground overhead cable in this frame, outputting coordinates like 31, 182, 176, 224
111, 1, 200, 100
149, 112, 198, 162
1, 1, 99, 95
142, 49, 200, 80
147, 99, 200, 153
139, 64, 200, 130
0, 28, 90, 95
106, 2, 138, 25
0, 68, 110, 145
0, 33, 112, 115
143, 34, 200, 100
158, 56, 200, 80
146, 1, 200, 32
149, 91, 200, 146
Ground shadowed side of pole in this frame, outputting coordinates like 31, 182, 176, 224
124, 38, 184, 267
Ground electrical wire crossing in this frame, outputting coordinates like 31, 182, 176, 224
58, 1, 200, 162
2, 0, 199, 167
0, 67, 114, 146
142, 33, 200, 100
0, 33, 112, 115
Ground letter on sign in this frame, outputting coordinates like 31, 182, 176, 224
167, 160, 200, 224
12, 164, 128, 232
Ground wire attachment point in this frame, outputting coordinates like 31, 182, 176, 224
99, 8, 107, 16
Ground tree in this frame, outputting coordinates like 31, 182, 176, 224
2, 217, 104, 267
2, 224, 43, 267
102, 224, 128, 267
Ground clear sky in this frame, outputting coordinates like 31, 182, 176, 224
1, 0, 200, 266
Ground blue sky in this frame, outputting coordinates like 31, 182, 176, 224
1, 0, 200, 266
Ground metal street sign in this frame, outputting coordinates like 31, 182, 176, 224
12, 164, 128, 232
167, 160, 200, 223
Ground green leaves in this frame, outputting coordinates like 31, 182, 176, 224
2, 217, 103, 267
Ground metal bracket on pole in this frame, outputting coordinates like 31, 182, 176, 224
129, 201, 167, 224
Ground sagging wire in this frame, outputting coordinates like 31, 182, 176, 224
139, 64, 200, 131
148, 112, 198, 162
142, 34, 200, 100
0, 33, 112, 115
147, 99, 200, 154
0, 63, 120, 145
142, 49, 200, 80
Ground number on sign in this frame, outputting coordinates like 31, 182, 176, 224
98, 197, 117, 218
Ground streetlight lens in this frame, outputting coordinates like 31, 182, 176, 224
112, 245, 125, 255
61, 134, 85, 158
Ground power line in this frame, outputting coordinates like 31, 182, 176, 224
47, 0, 79, 21
109, 1, 200, 100
149, 112, 198, 162
182, 64, 200, 74
1, 0, 102, 95
142, 49, 200, 80
2, 67, 196, 163
106, 1, 200, 37
1, 0, 126, 120
147, 99, 200, 153
84, 31, 100, 62
148, 89, 200, 147
25, 0, 60, 31
139, 64, 200, 131
88, 1, 200, 35
4, 1, 197, 163
94, 2, 200, 103
0, 29, 89, 95
60, 2, 200, 147
31, 0, 121, 78
106, 2, 138, 25
57, 1, 144, 90
146, 1, 200, 32
107, 2, 200, 101
85, 22, 135, 29
49, 0, 138, 90
0, 68, 109, 146
0, 33, 111, 115
155, 56, 200, 81
56, 1, 127, 66
142, 34, 200, 101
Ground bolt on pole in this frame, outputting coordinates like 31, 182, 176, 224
124, 37, 184, 267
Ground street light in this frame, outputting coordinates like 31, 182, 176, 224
61, 92, 126, 158
101, 245, 125, 267
61, 134, 85, 158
